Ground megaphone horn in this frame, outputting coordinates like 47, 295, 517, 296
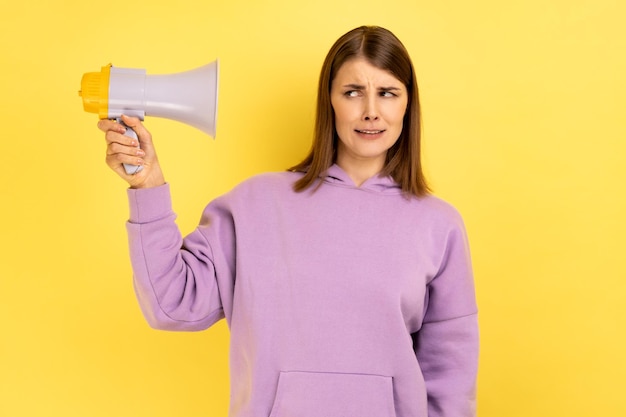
79, 61, 219, 174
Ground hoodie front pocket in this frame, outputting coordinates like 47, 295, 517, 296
269, 371, 397, 417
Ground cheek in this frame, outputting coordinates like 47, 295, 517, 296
332, 105, 353, 132
385, 102, 408, 126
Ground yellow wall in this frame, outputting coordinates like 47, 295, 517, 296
1, 0, 625, 416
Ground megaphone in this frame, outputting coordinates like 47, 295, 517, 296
79, 61, 219, 174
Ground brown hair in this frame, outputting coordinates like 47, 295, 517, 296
289, 25, 430, 197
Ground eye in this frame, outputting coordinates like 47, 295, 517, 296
344, 90, 360, 98
380, 90, 398, 98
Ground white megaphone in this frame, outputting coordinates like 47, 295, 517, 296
79, 61, 219, 174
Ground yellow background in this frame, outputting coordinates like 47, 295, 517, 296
1, 0, 625, 416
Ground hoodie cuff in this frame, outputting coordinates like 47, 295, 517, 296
127, 183, 173, 224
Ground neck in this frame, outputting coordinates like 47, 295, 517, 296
336, 157, 385, 187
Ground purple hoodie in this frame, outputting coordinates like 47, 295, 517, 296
126, 164, 478, 417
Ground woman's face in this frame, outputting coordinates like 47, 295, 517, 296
330, 58, 408, 177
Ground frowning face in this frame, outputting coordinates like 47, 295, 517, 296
331, 58, 408, 179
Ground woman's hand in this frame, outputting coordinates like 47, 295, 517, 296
98, 114, 166, 189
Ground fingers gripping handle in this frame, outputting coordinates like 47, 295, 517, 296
117, 118, 144, 175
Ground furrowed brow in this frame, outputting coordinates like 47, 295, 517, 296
343, 83, 366, 90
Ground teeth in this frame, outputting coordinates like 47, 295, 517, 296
358, 130, 383, 134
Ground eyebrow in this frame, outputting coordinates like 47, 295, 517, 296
342, 84, 402, 91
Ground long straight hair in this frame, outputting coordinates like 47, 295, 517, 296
289, 26, 430, 197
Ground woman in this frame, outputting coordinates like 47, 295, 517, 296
99, 26, 478, 417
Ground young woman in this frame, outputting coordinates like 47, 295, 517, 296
98, 26, 478, 417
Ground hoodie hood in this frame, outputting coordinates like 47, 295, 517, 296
322, 164, 403, 194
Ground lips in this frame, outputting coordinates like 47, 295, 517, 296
355, 129, 385, 134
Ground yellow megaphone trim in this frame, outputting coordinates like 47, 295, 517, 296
78, 64, 111, 119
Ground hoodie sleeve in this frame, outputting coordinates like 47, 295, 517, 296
125, 183, 235, 331
414, 212, 479, 417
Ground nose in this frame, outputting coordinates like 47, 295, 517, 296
362, 95, 379, 121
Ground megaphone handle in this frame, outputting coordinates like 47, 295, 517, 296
116, 117, 144, 175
